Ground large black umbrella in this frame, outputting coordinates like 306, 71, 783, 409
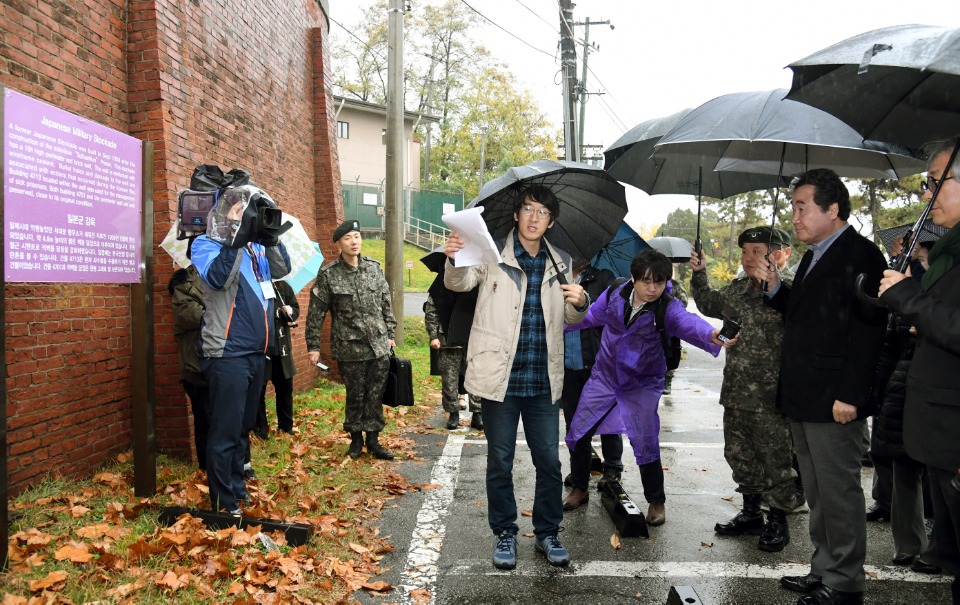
466, 159, 628, 262
653, 88, 925, 289
605, 109, 789, 256
605, 109, 789, 199
653, 89, 924, 180
786, 24, 960, 150
786, 25, 960, 290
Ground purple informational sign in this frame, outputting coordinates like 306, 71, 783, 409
3, 88, 142, 283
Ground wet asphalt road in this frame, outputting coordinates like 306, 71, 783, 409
361, 304, 952, 605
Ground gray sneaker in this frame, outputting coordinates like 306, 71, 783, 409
534, 534, 570, 567
492, 533, 517, 570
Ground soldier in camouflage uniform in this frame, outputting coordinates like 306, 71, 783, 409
663, 275, 689, 394
305, 220, 397, 460
424, 294, 482, 430
690, 226, 800, 553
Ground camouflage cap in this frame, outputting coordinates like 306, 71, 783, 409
738, 226, 789, 248
333, 220, 361, 242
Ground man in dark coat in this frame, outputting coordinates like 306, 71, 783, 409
755, 168, 887, 605
880, 137, 960, 605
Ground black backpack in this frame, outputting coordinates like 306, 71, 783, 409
608, 278, 682, 371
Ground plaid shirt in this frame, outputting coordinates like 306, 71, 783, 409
507, 231, 550, 397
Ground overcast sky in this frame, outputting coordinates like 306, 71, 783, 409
331, 0, 960, 231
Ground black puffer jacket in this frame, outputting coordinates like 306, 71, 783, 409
871, 324, 916, 462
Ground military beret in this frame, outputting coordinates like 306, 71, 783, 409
333, 220, 361, 242
738, 226, 789, 248
775, 227, 792, 246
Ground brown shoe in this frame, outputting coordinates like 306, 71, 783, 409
647, 502, 666, 526
563, 487, 589, 511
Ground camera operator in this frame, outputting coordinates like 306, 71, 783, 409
255, 279, 300, 437
192, 193, 291, 514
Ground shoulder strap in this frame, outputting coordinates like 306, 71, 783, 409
655, 293, 674, 347
607, 276, 629, 299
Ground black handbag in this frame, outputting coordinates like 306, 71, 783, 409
382, 350, 415, 407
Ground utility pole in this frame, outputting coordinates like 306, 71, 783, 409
558, 0, 578, 161
385, 0, 405, 343
573, 18, 611, 163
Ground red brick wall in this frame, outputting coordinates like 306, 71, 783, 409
1, 0, 339, 494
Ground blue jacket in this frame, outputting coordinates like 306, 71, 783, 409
192, 236, 291, 358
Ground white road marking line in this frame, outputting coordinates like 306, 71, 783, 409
396, 434, 465, 605
461, 437, 723, 449
445, 560, 951, 583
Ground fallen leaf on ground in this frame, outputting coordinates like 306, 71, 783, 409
610, 532, 621, 550
28, 570, 69, 592
700, 541, 714, 548
54, 542, 95, 563
520, 510, 533, 517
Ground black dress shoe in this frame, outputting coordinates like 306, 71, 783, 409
891, 552, 915, 565
780, 573, 822, 594
865, 503, 890, 522
911, 559, 942, 574
797, 585, 863, 605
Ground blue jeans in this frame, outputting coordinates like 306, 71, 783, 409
202, 354, 264, 511
482, 394, 563, 540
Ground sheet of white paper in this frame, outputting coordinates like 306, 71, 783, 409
441, 207, 503, 267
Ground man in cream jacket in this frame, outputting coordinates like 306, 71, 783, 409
444, 185, 589, 570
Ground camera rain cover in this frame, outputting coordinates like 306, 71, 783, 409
207, 185, 256, 247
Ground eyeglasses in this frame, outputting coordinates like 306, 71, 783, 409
920, 175, 954, 193
519, 204, 552, 219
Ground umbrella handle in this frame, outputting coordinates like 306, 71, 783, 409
854, 273, 881, 306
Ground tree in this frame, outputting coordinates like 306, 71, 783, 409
331, 1, 559, 196
331, 2, 390, 104
429, 66, 556, 199
851, 175, 924, 245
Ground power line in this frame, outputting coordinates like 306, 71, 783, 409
459, 0, 556, 59
512, 0, 559, 33
589, 76, 629, 133
329, 14, 387, 63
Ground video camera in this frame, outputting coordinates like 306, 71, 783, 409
176, 164, 292, 247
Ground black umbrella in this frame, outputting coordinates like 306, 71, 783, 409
605, 109, 789, 255
786, 25, 960, 295
605, 109, 790, 199
654, 88, 924, 289
786, 24, 960, 150
653, 89, 924, 180
466, 159, 628, 262
875, 220, 948, 254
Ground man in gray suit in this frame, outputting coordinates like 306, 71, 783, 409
754, 169, 887, 605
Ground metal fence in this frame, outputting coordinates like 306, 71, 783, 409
341, 181, 463, 248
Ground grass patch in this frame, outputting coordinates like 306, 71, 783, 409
360, 239, 439, 292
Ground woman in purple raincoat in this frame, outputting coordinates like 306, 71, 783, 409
565, 250, 731, 526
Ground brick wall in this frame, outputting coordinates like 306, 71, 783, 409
1, 0, 339, 494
